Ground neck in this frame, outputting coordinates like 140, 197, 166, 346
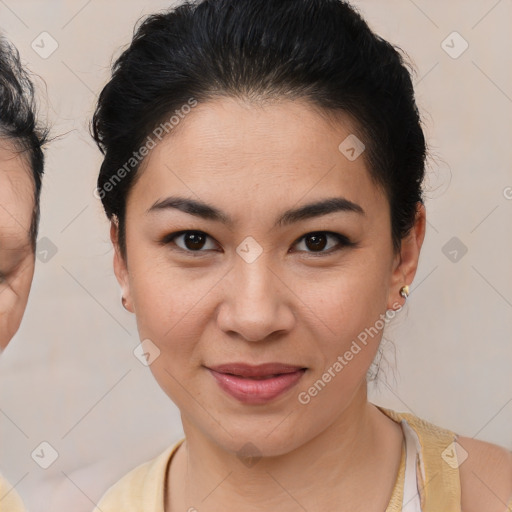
168, 383, 402, 512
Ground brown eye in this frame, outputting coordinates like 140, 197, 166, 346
182, 232, 206, 250
164, 231, 218, 253
304, 233, 328, 251
293, 231, 353, 255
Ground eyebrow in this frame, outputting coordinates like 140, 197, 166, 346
147, 195, 365, 227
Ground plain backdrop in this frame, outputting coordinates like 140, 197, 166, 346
0, 1, 511, 511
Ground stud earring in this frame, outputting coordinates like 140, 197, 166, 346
399, 284, 409, 300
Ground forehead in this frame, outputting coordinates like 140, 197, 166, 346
0, 142, 34, 249
131, 97, 386, 218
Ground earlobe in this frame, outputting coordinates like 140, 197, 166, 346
386, 202, 426, 310
110, 218, 134, 313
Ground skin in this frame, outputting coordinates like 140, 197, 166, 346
0, 141, 36, 351
111, 97, 511, 511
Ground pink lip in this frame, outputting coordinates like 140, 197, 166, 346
206, 363, 307, 404
209, 362, 305, 377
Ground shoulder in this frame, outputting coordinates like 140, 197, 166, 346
376, 405, 456, 446
0, 474, 25, 511
377, 405, 512, 510
93, 439, 184, 512
456, 435, 512, 512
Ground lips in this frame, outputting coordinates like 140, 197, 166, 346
208, 362, 306, 378
206, 362, 307, 404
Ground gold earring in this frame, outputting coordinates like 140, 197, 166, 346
399, 284, 409, 299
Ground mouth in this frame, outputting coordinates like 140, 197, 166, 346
206, 362, 307, 404
226, 374, 287, 380
208, 362, 306, 378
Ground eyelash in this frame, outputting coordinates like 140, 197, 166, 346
160, 230, 355, 257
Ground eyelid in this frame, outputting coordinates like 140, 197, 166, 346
291, 231, 354, 256
162, 230, 354, 256
161, 230, 220, 255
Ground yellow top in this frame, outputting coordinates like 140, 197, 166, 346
94, 406, 512, 511
379, 405, 460, 511
0, 475, 25, 512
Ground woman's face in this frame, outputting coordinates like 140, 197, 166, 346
0, 142, 36, 350
113, 97, 424, 456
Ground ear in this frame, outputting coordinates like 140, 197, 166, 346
110, 219, 134, 313
386, 202, 426, 310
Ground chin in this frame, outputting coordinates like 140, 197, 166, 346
198, 419, 307, 460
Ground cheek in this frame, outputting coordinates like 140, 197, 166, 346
300, 257, 392, 385
303, 256, 391, 334
0, 288, 21, 349
128, 259, 211, 359
15, 261, 35, 297
296, 287, 389, 415
0, 270, 34, 349
130, 272, 206, 400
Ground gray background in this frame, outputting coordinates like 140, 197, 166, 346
0, 1, 511, 511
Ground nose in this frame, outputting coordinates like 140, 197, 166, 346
216, 255, 295, 342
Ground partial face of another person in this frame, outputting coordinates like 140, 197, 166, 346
113, 97, 424, 457
0, 141, 36, 350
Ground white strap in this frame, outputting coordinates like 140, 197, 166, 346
401, 419, 424, 512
